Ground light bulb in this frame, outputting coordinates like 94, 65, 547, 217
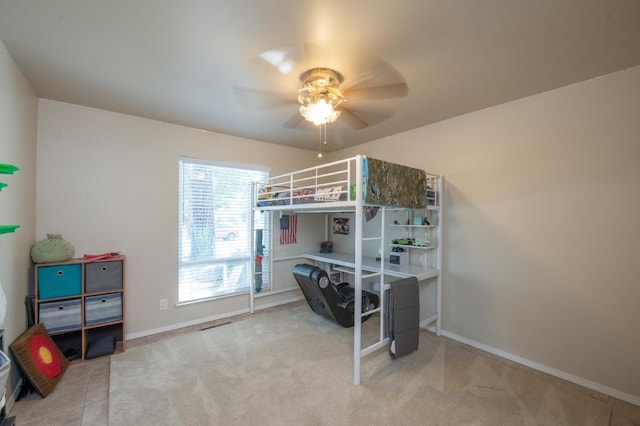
299, 98, 341, 125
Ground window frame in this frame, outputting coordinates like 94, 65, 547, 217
177, 156, 269, 305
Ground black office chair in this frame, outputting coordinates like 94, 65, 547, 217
292, 263, 380, 328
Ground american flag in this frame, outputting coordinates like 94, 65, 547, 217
280, 214, 297, 245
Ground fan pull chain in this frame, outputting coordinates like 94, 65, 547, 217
317, 124, 330, 159
317, 124, 323, 159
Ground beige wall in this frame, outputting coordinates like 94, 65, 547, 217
35, 100, 318, 338
7, 34, 640, 404
0, 41, 38, 404
336, 66, 640, 402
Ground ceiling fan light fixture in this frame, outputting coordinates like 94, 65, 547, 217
299, 97, 341, 125
297, 68, 345, 126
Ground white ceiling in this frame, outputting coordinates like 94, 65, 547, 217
1, 1, 639, 152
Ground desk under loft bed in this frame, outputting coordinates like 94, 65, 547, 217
251, 155, 443, 384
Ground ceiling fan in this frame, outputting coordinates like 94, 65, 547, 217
234, 44, 409, 131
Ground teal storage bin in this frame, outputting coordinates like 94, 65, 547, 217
37, 263, 82, 300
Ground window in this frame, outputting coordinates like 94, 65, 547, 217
178, 157, 268, 304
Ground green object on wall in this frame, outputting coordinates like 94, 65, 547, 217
0, 164, 20, 235
0, 225, 20, 234
0, 164, 19, 175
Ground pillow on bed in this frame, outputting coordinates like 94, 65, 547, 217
292, 188, 314, 204
257, 186, 273, 206
274, 191, 291, 205
314, 186, 344, 202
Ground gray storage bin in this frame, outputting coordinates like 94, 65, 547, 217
39, 298, 82, 334
85, 293, 123, 326
85, 260, 123, 293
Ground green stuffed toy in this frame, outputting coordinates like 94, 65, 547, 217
31, 234, 75, 264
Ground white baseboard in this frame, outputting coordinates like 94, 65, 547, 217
441, 329, 640, 407
125, 295, 304, 340
125, 307, 249, 340
253, 295, 304, 310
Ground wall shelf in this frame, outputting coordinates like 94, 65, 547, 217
390, 244, 435, 250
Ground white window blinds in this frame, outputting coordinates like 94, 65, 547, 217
178, 156, 268, 303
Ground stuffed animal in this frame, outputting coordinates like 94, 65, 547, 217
30, 234, 75, 264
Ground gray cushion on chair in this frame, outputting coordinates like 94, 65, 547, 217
387, 277, 420, 358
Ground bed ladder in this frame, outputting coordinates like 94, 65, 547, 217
353, 204, 389, 385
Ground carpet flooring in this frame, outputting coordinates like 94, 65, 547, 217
108, 304, 630, 425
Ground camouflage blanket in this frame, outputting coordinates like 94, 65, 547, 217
364, 157, 427, 208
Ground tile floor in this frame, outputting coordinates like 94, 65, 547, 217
7, 306, 640, 426
8, 355, 110, 426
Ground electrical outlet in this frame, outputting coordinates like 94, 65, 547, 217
159, 298, 168, 310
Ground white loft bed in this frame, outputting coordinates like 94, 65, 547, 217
251, 154, 443, 384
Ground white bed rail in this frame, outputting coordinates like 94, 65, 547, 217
255, 156, 362, 209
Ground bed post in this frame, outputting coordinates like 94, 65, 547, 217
354, 155, 364, 385
249, 182, 256, 314
436, 175, 444, 336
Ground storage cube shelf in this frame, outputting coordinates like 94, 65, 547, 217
34, 255, 125, 361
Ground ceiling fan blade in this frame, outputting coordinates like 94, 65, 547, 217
233, 86, 296, 109
250, 43, 332, 79
255, 45, 301, 75
338, 107, 368, 130
345, 104, 397, 128
283, 112, 305, 129
343, 83, 409, 101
